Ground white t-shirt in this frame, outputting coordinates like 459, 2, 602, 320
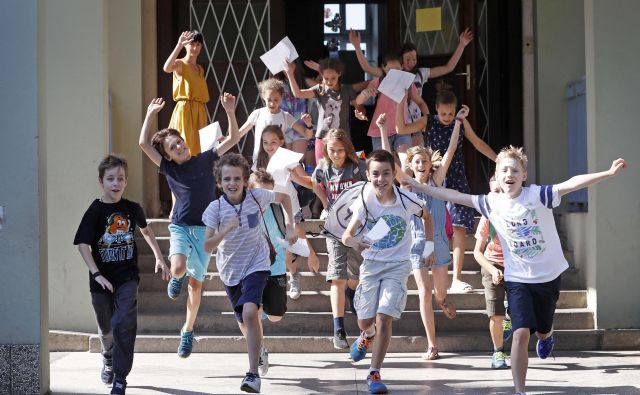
472, 184, 569, 283
202, 188, 275, 286
350, 184, 425, 262
406, 67, 431, 123
247, 107, 297, 160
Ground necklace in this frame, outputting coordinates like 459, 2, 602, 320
223, 192, 245, 227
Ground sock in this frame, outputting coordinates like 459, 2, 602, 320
369, 368, 380, 375
333, 317, 345, 332
364, 326, 376, 338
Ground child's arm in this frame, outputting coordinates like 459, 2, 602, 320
556, 158, 627, 197
429, 28, 473, 79
341, 216, 371, 251
203, 217, 239, 252
284, 62, 315, 99
291, 114, 314, 139
289, 165, 313, 189
139, 98, 166, 167
402, 178, 475, 207
351, 80, 371, 94
353, 82, 377, 121
473, 238, 503, 284
163, 31, 192, 74
432, 105, 468, 186
217, 93, 241, 155
311, 180, 328, 209
409, 89, 430, 116
274, 192, 298, 244
462, 118, 497, 162
421, 209, 435, 266
348, 30, 383, 77
77, 244, 113, 292
139, 226, 171, 280
376, 113, 412, 181
395, 93, 427, 135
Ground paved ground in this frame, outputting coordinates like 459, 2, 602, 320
50, 351, 640, 394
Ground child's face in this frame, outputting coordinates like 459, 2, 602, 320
162, 135, 191, 163
326, 139, 346, 168
262, 131, 284, 158
495, 157, 527, 198
366, 160, 395, 197
436, 103, 456, 125
402, 50, 417, 72
383, 60, 402, 74
489, 179, 501, 193
186, 41, 202, 58
321, 69, 341, 90
410, 153, 432, 182
99, 166, 127, 203
262, 89, 282, 113
219, 165, 246, 202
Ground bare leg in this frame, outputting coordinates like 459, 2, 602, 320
184, 277, 202, 331
169, 254, 187, 279
370, 313, 393, 370
242, 303, 262, 375
330, 279, 347, 318
451, 227, 466, 284
490, 315, 505, 350
413, 268, 436, 347
511, 327, 530, 393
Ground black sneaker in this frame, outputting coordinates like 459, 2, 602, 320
100, 362, 114, 385
110, 377, 127, 395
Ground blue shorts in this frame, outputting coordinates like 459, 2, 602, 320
410, 236, 452, 269
224, 270, 270, 323
168, 224, 209, 282
371, 134, 412, 152
505, 275, 561, 334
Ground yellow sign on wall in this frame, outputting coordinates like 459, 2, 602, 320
416, 7, 442, 32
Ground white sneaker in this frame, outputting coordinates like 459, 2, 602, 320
258, 345, 269, 376
288, 272, 301, 300
449, 280, 473, 293
240, 372, 261, 393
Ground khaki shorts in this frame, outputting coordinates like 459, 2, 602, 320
325, 237, 362, 282
481, 265, 507, 317
353, 259, 411, 320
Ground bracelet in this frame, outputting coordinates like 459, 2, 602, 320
91, 271, 102, 280
455, 117, 463, 123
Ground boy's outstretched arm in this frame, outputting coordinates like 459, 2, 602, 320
402, 178, 475, 208
429, 28, 473, 78
217, 93, 240, 155
556, 158, 627, 197
139, 226, 171, 281
139, 98, 166, 167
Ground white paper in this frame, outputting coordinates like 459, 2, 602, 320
266, 147, 303, 187
198, 122, 223, 151
260, 36, 299, 75
422, 240, 435, 258
276, 237, 310, 257
364, 218, 390, 243
377, 69, 416, 103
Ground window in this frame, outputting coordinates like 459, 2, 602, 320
323, 2, 378, 67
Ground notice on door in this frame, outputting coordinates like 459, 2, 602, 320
416, 7, 441, 32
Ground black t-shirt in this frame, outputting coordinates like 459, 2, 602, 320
74, 198, 147, 293
159, 148, 219, 226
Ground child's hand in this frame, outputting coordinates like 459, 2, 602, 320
147, 98, 165, 114
353, 239, 371, 253
609, 158, 628, 176
283, 60, 295, 74
456, 105, 469, 120
301, 113, 313, 127
285, 225, 298, 245
307, 250, 320, 273
225, 216, 240, 232
95, 275, 114, 293
354, 108, 368, 121
349, 29, 361, 46
424, 254, 435, 267
459, 27, 474, 47
220, 92, 236, 112
303, 60, 320, 72
400, 177, 420, 190
491, 267, 504, 285
375, 113, 387, 129
155, 259, 171, 281
177, 31, 194, 48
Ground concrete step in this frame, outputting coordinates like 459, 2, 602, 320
138, 289, 587, 313
49, 328, 640, 353
136, 308, 594, 334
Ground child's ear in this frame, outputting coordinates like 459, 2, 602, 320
523, 170, 528, 182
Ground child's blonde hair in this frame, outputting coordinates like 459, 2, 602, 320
322, 128, 360, 167
258, 78, 285, 97
404, 145, 443, 175
496, 145, 528, 169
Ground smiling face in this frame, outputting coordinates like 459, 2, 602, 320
218, 165, 246, 203
99, 166, 127, 203
402, 50, 418, 72
366, 160, 395, 199
262, 89, 283, 114
326, 139, 346, 168
262, 131, 284, 158
321, 68, 341, 90
410, 152, 432, 183
495, 156, 527, 198
436, 103, 456, 125
162, 134, 191, 163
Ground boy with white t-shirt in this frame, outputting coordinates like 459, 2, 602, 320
402, 146, 627, 395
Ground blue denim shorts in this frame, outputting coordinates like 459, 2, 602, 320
168, 224, 209, 282
371, 133, 412, 151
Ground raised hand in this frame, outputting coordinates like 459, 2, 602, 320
609, 158, 628, 176
301, 113, 313, 127
354, 108, 368, 121
147, 97, 165, 114
456, 104, 469, 120
283, 61, 295, 74
349, 29, 361, 46
220, 92, 236, 112
303, 60, 320, 72
459, 27, 474, 46
178, 31, 194, 48
375, 113, 387, 129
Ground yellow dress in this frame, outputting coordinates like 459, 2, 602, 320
169, 59, 210, 155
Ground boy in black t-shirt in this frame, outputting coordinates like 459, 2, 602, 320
74, 154, 170, 395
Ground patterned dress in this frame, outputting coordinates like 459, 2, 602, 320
425, 114, 475, 230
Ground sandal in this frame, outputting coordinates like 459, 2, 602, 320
422, 346, 439, 360
438, 299, 457, 319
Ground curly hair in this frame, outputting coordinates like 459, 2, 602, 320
258, 78, 285, 97
214, 153, 251, 184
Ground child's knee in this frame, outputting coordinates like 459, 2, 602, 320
188, 278, 202, 292
376, 313, 394, 327
242, 303, 260, 323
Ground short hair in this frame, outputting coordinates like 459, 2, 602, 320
496, 145, 528, 170
248, 168, 274, 189
258, 78, 285, 97
151, 128, 182, 159
366, 150, 396, 171
190, 30, 204, 44
98, 154, 128, 180
214, 153, 251, 184
405, 145, 442, 174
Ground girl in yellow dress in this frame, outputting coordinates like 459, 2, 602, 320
163, 30, 210, 155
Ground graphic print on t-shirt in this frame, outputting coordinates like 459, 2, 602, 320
500, 208, 545, 260
365, 214, 407, 250
322, 97, 341, 134
97, 212, 135, 263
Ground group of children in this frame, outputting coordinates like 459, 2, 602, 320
74, 30, 628, 395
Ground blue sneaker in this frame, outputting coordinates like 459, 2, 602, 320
350, 331, 373, 362
366, 371, 388, 394
491, 351, 509, 369
502, 317, 513, 341
178, 329, 194, 358
167, 275, 185, 300
536, 336, 554, 359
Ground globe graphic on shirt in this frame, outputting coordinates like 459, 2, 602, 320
366, 214, 407, 249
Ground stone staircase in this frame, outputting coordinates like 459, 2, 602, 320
50, 218, 640, 353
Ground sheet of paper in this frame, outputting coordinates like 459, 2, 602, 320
416, 7, 442, 32
422, 241, 435, 258
364, 218, 390, 243
260, 36, 299, 75
198, 122, 222, 151
266, 147, 303, 187
377, 69, 416, 103
276, 237, 310, 257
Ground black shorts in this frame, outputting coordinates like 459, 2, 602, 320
262, 274, 287, 317
224, 270, 269, 323
505, 275, 561, 334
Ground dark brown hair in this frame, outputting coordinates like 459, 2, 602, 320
366, 149, 396, 171
255, 125, 285, 170
151, 128, 182, 159
98, 154, 128, 180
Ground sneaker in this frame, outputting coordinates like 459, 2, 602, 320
350, 331, 373, 362
345, 287, 357, 316
100, 361, 114, 385
491, 351, 509, 369
449, 280, 473, 293
258, 345, 269, 376
240, 372, 261, 393
110, 378, 127, 395
536, 335, 554, 359
333, 328, 349, 349
503, 317, 513, 341
288, 272, 301, 300
167, 275, 185, 300
366, 371, 388, 394
178, 329, 194, 358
